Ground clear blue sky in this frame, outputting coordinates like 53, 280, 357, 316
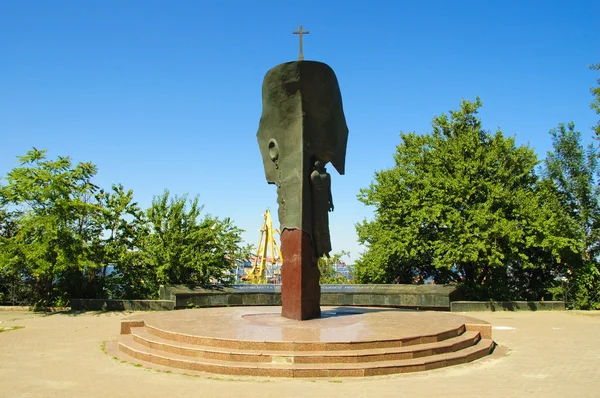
1, 1, 599, 263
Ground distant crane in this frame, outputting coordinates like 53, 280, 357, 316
242, 210, 283, 282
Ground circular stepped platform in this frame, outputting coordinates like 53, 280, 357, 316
115, 306, 494, 377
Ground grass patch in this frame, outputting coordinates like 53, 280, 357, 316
0, 326, 24, 333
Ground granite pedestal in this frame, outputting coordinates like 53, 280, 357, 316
114, 306, 494, 377
280, 229, 321, 320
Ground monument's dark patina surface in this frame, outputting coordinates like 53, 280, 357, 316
257, 60, 348, 320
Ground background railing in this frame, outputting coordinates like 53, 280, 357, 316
0, 279, 36, 306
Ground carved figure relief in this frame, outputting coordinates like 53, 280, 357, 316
310, 159, 333, 258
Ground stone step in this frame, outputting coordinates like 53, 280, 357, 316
117, 335, 495, 377
130, 326, 481, 364
143, 322, 467, 351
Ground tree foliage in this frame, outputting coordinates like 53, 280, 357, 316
590, 63, 600, 138
542, 122, 600, 308
318, 251, 352, 284
143, 191, 250, 288
0, 149, 249, 305
355, 99, 576, 300
0, 148, 101, 305
95, 184, 152, 299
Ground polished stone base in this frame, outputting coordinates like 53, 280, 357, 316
280, 229, 321, 320
115, 306, 494, 377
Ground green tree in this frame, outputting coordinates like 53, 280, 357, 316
542, 122, 600, 308
590, 63, 600, 138
318, 251, 352, 284
0, 148, 101, 306
0, 192, 22, 303
143, 191, 249, 287
93, 184, 153, 299
355, 99, 574, 300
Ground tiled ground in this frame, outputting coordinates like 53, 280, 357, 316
1, 309, 599, 398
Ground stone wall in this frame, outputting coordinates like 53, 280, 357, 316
450, 301, 565, 312
160, 284, 462, 310
68, 290, 567, 312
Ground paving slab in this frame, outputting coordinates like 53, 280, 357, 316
1, 310, 599, 397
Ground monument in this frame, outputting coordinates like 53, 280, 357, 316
256, 28, 349, 320
112, 27, 495, 377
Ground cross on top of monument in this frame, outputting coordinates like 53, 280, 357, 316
293, 24, 309, 61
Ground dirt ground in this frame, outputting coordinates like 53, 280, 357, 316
1, 309, 599, 398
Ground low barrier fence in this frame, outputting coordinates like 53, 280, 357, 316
0, 280, 36, 306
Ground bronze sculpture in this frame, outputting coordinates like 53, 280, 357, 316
310, 159, 333, 258
256, 60, 348, 320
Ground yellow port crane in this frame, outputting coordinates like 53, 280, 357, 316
243, 210, 283, 282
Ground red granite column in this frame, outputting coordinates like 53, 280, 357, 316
280, 229, 321, 320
